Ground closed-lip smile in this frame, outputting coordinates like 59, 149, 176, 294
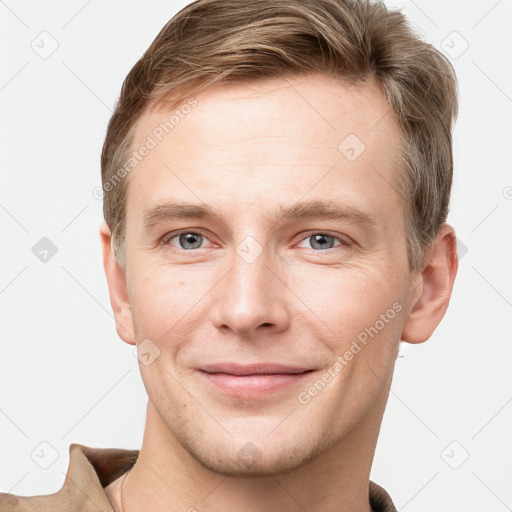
197, 362, 315, 398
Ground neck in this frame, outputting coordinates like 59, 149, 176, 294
116, 388, 388, 512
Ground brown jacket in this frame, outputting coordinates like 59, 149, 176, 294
0, 444, 397, 511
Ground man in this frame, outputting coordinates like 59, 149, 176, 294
0, 0, 459, 510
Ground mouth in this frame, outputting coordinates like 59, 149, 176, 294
196, 363, 315, 399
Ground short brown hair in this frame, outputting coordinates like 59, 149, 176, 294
101, 0, 458, 272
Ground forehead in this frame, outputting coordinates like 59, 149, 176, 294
134, 73, 399, 152
126, 73, 403, 226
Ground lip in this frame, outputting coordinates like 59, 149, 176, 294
198, 362, 312, 375
197, 363, 315, 399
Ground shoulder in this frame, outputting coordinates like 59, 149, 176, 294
0, 492, 21, 511
0, 489, 69, 511
0, 443, 138, 512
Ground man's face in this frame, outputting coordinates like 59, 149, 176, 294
121, 74, 415, 476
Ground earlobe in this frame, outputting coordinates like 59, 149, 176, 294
401, 224, 458, 344
99, 221, 136, 345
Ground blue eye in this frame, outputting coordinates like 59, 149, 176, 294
166, 231, 208, 250
297, 233, 347, 250
162, 230, 349, 252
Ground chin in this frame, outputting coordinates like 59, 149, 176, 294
179, 427, 334, 478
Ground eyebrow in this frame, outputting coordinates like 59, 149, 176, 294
142, 200, 378, 230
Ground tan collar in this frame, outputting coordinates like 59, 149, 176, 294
0, 443, 138, 512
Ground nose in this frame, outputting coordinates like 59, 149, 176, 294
211, 247, 290, 338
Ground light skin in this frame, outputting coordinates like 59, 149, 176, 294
100, 73, 458, 512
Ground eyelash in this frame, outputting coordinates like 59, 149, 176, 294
160, 229, 351, 252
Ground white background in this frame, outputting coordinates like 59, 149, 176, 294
1, 1, 511, 510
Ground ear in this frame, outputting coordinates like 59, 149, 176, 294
401, 223, 458, 344
99, 220, 136, 345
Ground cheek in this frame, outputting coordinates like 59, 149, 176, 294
291, 263, 401, 343
128, 262, 216, 346
130, 256, 187, 303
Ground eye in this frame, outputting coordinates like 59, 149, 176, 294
296, 232, 349, 251
161, 230, 350, 252
162, 230, 210, 250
